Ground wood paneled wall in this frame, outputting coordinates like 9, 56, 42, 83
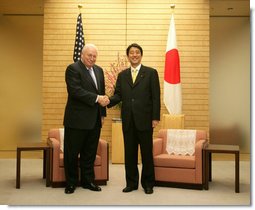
43, 0, 209, 157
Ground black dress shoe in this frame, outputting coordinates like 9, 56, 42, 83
65, 185, 76, 194
122, 186, 138, 193
144, 187, 153, 194
82, 183, 101, 191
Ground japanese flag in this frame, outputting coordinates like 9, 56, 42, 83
164, 14, 182, 115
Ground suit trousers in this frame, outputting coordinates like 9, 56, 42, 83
64, 121, 101, 187
123, 114, 155, 189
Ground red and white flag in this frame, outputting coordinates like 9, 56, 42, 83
164, 14, 182, 115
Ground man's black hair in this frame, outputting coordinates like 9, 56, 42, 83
126, 43, 143, 56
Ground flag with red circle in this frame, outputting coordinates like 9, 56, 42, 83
164, 14, 182, 115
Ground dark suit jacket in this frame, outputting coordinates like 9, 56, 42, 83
63, 60, 106, 129
108, 65, 160, 131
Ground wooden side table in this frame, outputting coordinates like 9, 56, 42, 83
111, 118, 124, 163
204, 144, 240, 193
16, 142, 50, 189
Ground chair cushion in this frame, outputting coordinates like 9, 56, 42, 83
59, 153, 102, 167
153, 154, 195, 169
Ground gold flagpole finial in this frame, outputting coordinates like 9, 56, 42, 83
170, 4, 175, 14
78, 4, 83, 12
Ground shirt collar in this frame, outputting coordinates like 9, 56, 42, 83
85, 65, 93, 71
131, 64, 141, 72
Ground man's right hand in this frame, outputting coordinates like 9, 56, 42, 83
98, 95, 110, 107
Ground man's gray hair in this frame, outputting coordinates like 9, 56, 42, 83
82, 43, 98, 53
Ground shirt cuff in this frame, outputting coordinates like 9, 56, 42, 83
95, 95, 99, 103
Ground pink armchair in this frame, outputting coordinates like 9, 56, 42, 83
47, 128, 109, 187
153, 129, 208, 189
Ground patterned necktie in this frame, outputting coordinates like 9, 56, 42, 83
132, 68, 138, 83
88, 68, 98, 89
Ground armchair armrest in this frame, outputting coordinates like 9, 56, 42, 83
47, 137, 61, 180
97, 139, 107, 157
97, 139, 109, 180
194, 139, 208, 182
48, 137, 61, 153
153, 138, 163, 156
48, 136, 60, 146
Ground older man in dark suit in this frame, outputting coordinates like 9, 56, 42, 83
63, 43, 109, 194
108, 43, 161, 194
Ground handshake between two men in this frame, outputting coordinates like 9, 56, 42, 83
98, 95, 110, 107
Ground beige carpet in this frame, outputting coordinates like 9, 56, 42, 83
0, 159, 251, 206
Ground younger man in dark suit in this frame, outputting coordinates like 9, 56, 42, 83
108, 43, 161, 194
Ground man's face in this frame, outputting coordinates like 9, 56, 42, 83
81, 47, 97, 68
127, 47, 142, 67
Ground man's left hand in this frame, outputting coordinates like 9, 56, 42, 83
152, 120, 159, 128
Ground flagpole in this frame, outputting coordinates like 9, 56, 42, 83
73, 4, 85, 62
163, 2, 184, 127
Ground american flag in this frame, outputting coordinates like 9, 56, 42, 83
73, 13, 85, 62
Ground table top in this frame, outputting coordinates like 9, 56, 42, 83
205, 144, 239, 152
17, 142, 50, 149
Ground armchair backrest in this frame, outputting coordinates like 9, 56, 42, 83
157, 129, 207, 154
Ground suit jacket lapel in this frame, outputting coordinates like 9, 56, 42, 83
125, 68, 133, 87
78, 61, 98, 91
